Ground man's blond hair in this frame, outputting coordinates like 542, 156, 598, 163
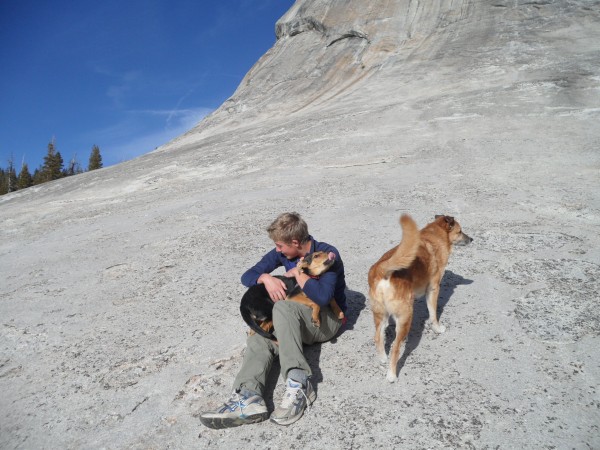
267, 212, 310, 244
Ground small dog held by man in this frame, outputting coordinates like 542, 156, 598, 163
240, 250, 344, 341
368, 214, 472, 382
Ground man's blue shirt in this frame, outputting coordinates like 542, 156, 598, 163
241, 236, 347, 312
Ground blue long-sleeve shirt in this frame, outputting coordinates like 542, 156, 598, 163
241, 236, 347, 312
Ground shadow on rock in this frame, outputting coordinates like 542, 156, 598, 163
386, 270, 473, 372
263, 359, 282, 412
308, 289, 366, 391
333, 288, 367, 337
342, 288, 368, 331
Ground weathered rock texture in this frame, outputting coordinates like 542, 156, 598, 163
1, 1, 599, 448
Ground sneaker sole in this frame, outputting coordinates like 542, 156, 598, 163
270, 411, 305, 426
200, 412, 269, 429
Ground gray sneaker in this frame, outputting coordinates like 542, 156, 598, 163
270, 377, 317, 426
199, 390, 268, 429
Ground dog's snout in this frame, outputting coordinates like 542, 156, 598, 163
452, 231, 473, 246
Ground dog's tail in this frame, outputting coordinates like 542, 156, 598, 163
377, 214, 420, 278
240, 304, 277, 341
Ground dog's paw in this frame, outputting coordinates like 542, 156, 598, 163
431, 322, 446, 333
312, 320, 321, 327
386, 371, 397, 383
377, 354, 388, 365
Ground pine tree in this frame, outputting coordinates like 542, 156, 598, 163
43, 140, 64, 181
17, 163, 33, 189
64, 155, 83, 177
7, 159, 18, 192
0, 168, 7, 195
33, 167, 45, 185
88, 145, 103, 171
42, 141, 55, 181
54, 151, 64, 179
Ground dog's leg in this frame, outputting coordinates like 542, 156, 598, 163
310, 304, 321, 327
387, 307, 413, 383
329, 299, 345, 320
371, 307, 388, 365
425, 282, 446, 333
260, 320, 273, 333
288, 294, 322, 327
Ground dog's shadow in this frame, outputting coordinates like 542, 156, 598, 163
386, 270, 473, 372
263, 289, 367, 410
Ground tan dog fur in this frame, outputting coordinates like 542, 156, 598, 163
295, 252, 345, 326
368, 214, 472, 382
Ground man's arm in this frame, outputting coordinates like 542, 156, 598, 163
241, 248, 281, 287
241, 249, 288, 301
287, 268, 337, 307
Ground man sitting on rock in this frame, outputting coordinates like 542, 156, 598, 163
200, 212, 347, 428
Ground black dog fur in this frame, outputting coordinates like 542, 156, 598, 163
240, 276, 302, 341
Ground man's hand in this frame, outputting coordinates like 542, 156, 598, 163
258, 274, 288, 302
284, 266, 309, 288
284, 267, 300, 278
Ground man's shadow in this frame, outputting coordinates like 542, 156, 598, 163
263, 288, 366, 410
385, 270, 473, 373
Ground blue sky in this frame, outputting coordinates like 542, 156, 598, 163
0, 0, 294, 170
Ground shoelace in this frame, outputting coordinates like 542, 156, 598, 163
224, 392, 245, 412
280, 382, 311, 412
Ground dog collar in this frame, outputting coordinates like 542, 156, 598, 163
299, 270, 319, 280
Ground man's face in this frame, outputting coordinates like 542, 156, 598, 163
274, 240, 301, 259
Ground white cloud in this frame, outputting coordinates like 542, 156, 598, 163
100, 107, 212, 165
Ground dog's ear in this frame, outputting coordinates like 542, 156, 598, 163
296, 254, 310, 271
436, 215, 455, 230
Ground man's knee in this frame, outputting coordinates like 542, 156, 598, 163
273, 300, 303, 324
273, 300, 294, 314
247, 331, 276, 352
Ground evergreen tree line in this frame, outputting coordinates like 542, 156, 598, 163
0, 141, 103, 196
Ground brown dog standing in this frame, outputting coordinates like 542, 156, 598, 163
368, 214, 472, 382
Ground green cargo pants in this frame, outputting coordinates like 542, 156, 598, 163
233, 300, 343, 396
